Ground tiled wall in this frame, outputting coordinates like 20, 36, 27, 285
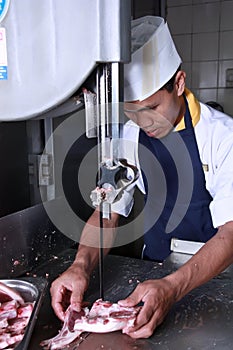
167, 0, 233, 116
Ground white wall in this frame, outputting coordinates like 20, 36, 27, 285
167, 0, 233, 115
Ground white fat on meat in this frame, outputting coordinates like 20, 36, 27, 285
0, 283, 24, 306
74, 299, 140, 333
40, 299, 141, 350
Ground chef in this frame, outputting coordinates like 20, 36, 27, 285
50, 16, 233, 338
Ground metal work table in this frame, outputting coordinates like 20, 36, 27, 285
27, 249, 233, 350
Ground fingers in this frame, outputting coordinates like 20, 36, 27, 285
51, 284, 84, 319
70, 287, 84, 311
120, 279, 174, 339
118, 287, 143, 307
51, 279, 85, 316
126, 299, 172, 339
121, 299, 154, 336
126, 311, 161, 339
50, 265, 89, 320
119, 284, 154, 337
50, 283, 67, 321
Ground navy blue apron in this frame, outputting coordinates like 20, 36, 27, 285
139, 95, 217, 261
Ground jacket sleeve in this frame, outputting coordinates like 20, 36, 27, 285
196, 104, 233, 227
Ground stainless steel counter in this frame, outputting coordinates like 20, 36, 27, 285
27, 249, 233, 350
0, 203, 75, 278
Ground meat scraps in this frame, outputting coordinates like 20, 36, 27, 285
41, 299, 141, 350
0, 283, 24, 306
0, 282, 34, 349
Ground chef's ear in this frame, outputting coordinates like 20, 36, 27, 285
175, 70, 186, 96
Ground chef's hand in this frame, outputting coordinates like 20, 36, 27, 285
50, 262, 90, 321
118, 278, 175, 338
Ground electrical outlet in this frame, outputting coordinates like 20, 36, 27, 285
226, 68, 233, 88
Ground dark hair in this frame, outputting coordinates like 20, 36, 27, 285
206, 101, 224, 113
160, 65, 181, 93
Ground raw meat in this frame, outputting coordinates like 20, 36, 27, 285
0, 301, 18, 320
41, 299, 141, 350
74, 299, 141, 333
40, 307, 86, 350
0, 282, 34, 349
0, 283, 24, 306
0, 333, 24, 349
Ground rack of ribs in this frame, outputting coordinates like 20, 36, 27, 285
41, 299, 141, 350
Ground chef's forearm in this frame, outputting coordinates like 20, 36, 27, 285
165, 221, 233, 302
72, 208, 119, 275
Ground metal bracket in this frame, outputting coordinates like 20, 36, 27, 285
90, 158, 139, 207
38, 154, 54, 186
171, 238, 205, 255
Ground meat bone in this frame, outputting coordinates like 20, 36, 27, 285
0, 281, 24, 305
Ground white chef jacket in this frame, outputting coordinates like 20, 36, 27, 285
111, 101, 233, 229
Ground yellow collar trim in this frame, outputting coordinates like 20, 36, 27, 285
175, 88, 201, 131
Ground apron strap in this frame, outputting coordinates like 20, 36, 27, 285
183, 94, 193, 130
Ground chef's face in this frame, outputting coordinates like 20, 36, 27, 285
124, 71, 186, 139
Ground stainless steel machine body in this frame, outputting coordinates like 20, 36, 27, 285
0, 0, 132, 296
0, 0, 131, 121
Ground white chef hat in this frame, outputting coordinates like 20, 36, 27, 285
124, 16, 182, 102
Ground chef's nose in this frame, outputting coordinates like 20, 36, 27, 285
124, 110, 150, 128
137, 116, 153, 129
